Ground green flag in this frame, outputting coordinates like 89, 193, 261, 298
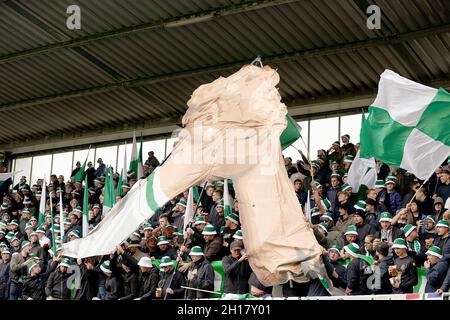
38, 178, 46, 226
129, 132, 144, 178
193, 185, 200, 203
102, 166, 115, 215
280, 114, 302, 150
82, 175, 89, 237
74, 147, 90, 183
360, 70, 450, 180
223, 179, 232, 217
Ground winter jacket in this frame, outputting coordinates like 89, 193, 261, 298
0, 262, 10, 300
138, 268, 159, 300
222, 254, 252, 294
74, 264, 98, 300
10, 252, 28, 283
373, 256, 394, 294
433, 235, 450, 262
440, 266, 450, 291
45, 269, 71, 299
104, 275, 122, 300
159, 269, 185, 299
379, 189, 403, 214
346, 258, 373, 295
119, 271, 139, 300
204, 236, 224, 262
186, 258, 215, 299
356, 223, 377, 243
425, 260, 449, 293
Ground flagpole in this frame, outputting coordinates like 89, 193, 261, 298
164, 181, 209, 300
298, 136, 317, 193
59, 190, 64, 239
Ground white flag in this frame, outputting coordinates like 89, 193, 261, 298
183, 187, 195, 231
305, 190, 311, 222
38, 178, 46, 225
347, 150, 377, 192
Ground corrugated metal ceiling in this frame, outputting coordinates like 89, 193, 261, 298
0, 0, 449, 149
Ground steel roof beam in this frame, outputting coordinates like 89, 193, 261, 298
0, 0, 300, 65
1, 23, 449, 113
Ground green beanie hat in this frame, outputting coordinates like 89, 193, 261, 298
344, 243, 360, 257
344, 225, 358, 236
225, 212, 239, 225
232, 229, 243, 240
189, 246, 204, 256
436, 220, 449, 229
159, 256, 173, 267
354, 200, 366, 211
402, 224, 416, 237
392, 238, 407, 249
100, 261, 111, 273
425, 246, 443, 259
318, 223, 328, 233
201, 224, 217, 235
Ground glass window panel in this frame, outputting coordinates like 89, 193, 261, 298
51, 152, 73, 181
142, 140, 165, 165
95, 146, 118, 171
73, 149, 95, 171
13, 157, 32, 185
31, 155, 52, 184
309, 117, 339, 159
117, 143, 132, 175
340, 114, 362, 145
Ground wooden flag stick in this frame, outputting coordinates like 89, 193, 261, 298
181, 286, 222, 295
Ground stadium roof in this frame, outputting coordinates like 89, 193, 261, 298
1, 0, 449, 154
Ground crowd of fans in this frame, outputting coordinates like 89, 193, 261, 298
0, 135, 449, 300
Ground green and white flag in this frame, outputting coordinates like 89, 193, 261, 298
82, 175, 89, 237
102, 166, 115, 216
347, 150, 377, 192
280, 114, 302, 150
38, 178, 46, 226
0, 172, 17, 186
129, 132, 144, 178
223, 179, 232, 217
116, 142, 127, 197
59, 189, 65, 239
360, 70, 450, 180
74, 146, 90, 183
183, 187, 195, 231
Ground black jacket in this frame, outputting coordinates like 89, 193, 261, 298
329, 261, 347, 289
45, 269, 71, 299
346, 258, 373, 295
222, 255, 252, 294
22, 261, 55, 300
356, 223, 377, 243
434, 236, 450, 263
74, 264, 98, 300
186, 258, 215, 299
0, 262, 10, 300
425, 260, 449, 293
159, 269, 185, 299
441, 266, 450, 291
104, 275, 122, 300
373, 256, 394, 294
138, 268, 159, 300
120, 271, 139, 300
